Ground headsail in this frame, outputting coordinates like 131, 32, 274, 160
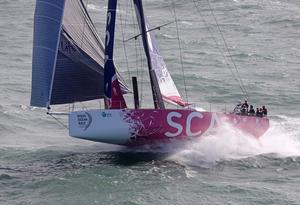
104, 0, 127, 109
144, 19, 189, 107
31, 0, 129, 107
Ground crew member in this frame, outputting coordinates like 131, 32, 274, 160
241, 106, 247, 115
256, 108, 262, 117
262, 106, 268, 116
233, 101, 242, 114
248, 105, 255, 116
242, 100, 249, 112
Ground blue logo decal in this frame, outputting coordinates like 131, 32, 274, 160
101, 112, 112, 118
77, 112, 92, 131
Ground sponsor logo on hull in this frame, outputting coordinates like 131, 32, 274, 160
76, 112, 92, 131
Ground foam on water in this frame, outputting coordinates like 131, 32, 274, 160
169, 116, 300, 167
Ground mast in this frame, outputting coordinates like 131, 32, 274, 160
104, 0, 127, 109
133, 0, 165, 109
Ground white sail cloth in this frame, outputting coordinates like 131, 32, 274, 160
145, 20, 189, 107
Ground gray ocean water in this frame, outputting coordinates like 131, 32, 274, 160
1, 0, 300, 204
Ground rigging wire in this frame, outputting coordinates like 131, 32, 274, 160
132, 1, 140, 102
193, 0, 248, 99
118, 0, 132, 87
138, 26, 146, 107
139, 42, 145, 107
129, 0, 145, 106
170, 1, 189, 104
47, 110, 69, 130
204, 0, 249, 99
124, 21, 175, 42
49, 115, 68, 129
79, 101, 88, 110
80, 0, 89, 48
130, 2, 139, 78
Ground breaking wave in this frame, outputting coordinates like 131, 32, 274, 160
169, 115, 300, 167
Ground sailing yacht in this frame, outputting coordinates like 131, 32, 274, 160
31, 0, 269, 146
